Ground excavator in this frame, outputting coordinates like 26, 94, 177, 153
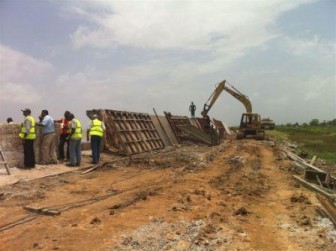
201, 80, 265, 140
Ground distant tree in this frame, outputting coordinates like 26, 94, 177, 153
294, 122, 299, 127
330, 119, 336, 126
320, 120, 327, 127
302, 122, 308, 127
309, 119, 319, 126
286, 123, 292, 127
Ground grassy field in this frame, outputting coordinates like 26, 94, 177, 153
267, 126, 336, 164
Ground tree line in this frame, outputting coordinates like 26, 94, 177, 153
280, 119, 336, 127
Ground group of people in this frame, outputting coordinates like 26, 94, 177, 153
19, 108, 105, 169
17, 103, 199, 169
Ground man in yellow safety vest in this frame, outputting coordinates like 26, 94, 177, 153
66, 113, 82, 167
87, 114, 105, 164
19, 108, 36, 168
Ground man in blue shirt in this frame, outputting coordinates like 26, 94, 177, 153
38, 110, 57, 165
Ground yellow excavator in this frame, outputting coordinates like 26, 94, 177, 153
201, 80, 265, 140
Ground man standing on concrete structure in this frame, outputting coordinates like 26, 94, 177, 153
19, 108, 36, 168
87, 114, 105, 164
38, 110, 57, 165
67, 113, 82, 167
189, 102, 196, 118
55, 111, 71, 161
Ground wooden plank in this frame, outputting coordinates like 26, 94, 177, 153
316, 175, 323, 187
222, 122, 232, 135
293, 175, 336, 200
23, 206, 61, 216
153, 108, 174, 146
81, 161, 111, 174
316, 194, 336, 227
0, 150, 11, 175
283, 148, 324, 172
310, 155, 317, 165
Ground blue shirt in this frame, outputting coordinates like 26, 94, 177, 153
41, 115, 55, 135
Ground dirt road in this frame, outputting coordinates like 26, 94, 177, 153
0, 139, 335, 250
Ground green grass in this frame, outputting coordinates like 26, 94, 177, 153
267, 126, 336, 164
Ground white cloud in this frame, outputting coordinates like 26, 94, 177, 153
63, 0, 320, 82
0, 44, 52, 83
0, 44, 53, 105
302, 75, 335, 101
71, 26, 116, 49
284, 36, 335, 57
67, 0, 315, 55
0, 82, 41, 104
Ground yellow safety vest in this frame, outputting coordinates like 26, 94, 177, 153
89, 119, 104, 137
19, 116, 36, 139
70, 119, 82, 140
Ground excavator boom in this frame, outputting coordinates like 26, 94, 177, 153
201, 80, 252, 117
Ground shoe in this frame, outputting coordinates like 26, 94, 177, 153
66, 163, 76, 167
23, 166, 35, 169
75, 163, 81, 166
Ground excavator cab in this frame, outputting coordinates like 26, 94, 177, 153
237, 113, 265, 140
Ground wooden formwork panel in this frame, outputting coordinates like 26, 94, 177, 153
188, 118, 202, 129
212, 118, 226, 143
196, 118, 209, 131
164, 112, 192, 143
89, 110, 164, 155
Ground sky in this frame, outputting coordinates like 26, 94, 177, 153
0, 0, 335, 126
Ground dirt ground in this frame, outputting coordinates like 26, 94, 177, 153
0, 139, 335, 251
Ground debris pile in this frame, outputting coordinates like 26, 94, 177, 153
279, 141, 336, 228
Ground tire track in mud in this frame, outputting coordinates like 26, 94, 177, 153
209, 141, 267, 199
0, 167, 179, 251
1, 141, 333, 251
243, 144, 291, 250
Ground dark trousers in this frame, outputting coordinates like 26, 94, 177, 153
58, 134, 70, 159
24, 139, 35, 168
91, 135, 102, 164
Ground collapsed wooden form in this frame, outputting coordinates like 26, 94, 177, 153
87, 109, 227, 155
88, 110, 165, 155
164, 112, 225, 146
